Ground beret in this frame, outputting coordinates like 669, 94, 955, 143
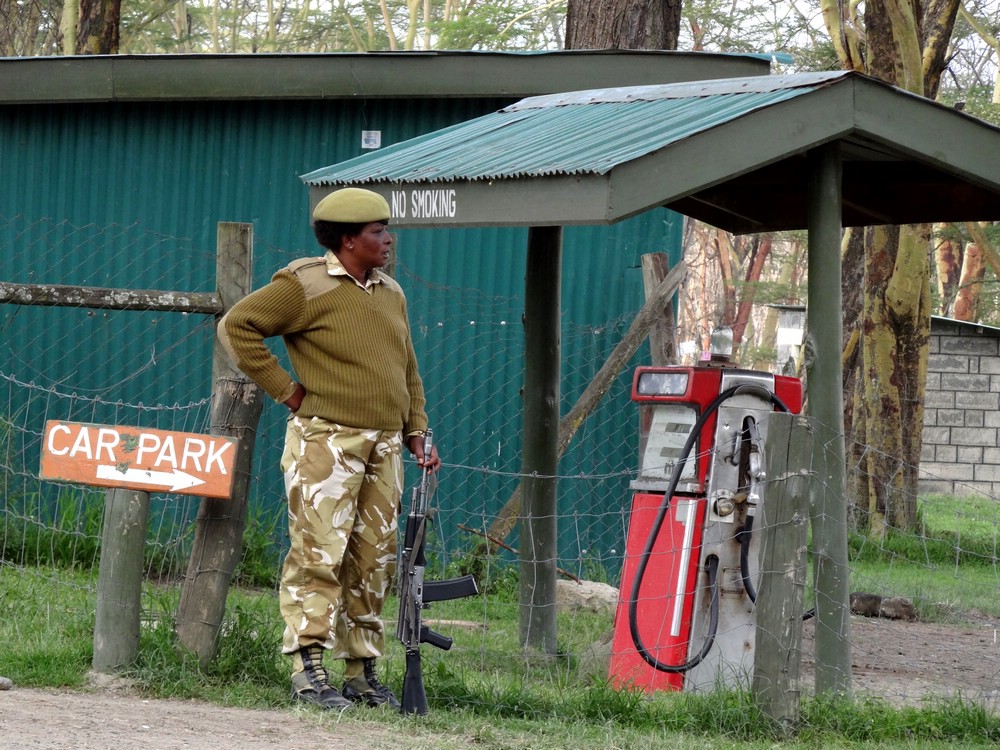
312, 188, 390, 223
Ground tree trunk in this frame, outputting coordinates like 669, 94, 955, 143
855, 225, 928, 535
77, 0, 120, 53
731, 234, 772, 357
61, 0, 80, 54
934, 229, 962, 315
841, 227, 866, 525
965, 221, 1000, 280
921, 0, 961, 96
831, 0, 960, 535
715, 229, 737, 327
641, 252, 677, 365
952, 241, 984, 320
756, 238, 803, 372
565, 0, 681, 49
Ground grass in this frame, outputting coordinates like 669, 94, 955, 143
848, 556, 1000, 621
2, 492, 1000, 748
850, 494, 1000, 569
847, 494, 1000, 622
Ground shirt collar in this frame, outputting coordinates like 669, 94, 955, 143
324, 250, 383, 289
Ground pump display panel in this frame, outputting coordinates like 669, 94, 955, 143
635, 405, 698, 485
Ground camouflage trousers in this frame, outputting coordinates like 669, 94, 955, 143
278, 415, 403, 661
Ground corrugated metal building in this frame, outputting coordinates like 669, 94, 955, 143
0, 52, 770, 569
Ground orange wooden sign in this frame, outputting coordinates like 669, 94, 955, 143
39, 420, 238, 499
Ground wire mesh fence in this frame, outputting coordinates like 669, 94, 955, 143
2, 213, 999, 712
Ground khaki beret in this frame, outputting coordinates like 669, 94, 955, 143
312, 188, 390, 223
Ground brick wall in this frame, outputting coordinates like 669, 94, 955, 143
919, 317, 1000, 496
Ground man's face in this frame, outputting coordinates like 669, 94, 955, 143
345, 221, 393, 272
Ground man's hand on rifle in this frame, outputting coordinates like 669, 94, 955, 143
406, 433, 441, 473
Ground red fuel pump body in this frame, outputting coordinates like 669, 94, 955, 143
609, 365, 802, 693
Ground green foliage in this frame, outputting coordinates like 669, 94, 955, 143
847, 526, 997, 568
434, 0, 565, 51
842, 494, 1000, 621
450, 539, 518, 598
577, 555, 613, 586
937, 85, 1000, 128
800, 694, 999, 743
0, 490, 103, 569
0, 567, 94, 687
232, 505, 285, 589
130, 592, 289, 706
0, 487, 284, 588
114, 0, 568, 54
782, 39, 842, 74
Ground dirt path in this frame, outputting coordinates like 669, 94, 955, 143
0, 686, 378, 750
801, 613, 1000, 707
2, 616, 998, 748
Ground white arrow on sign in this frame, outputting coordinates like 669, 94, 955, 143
95, 464, 206, 492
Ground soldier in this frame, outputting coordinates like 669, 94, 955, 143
219, 187, 440, 711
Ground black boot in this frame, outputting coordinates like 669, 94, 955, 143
290, 645, 353, 711
341, 658, 401, 709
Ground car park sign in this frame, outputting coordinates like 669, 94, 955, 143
40, 420, 238, 499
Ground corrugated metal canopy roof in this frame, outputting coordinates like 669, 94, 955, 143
301, 71, 1000, 233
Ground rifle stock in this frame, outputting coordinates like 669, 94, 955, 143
401, 648, 428, 716
396, 430, 479, 715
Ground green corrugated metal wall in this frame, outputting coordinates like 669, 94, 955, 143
0, 96, 681, 567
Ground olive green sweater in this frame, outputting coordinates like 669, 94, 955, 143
219, 253, 428, 434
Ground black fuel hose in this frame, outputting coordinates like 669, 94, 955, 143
628, 383, 791, 673
737, 514, 758, 602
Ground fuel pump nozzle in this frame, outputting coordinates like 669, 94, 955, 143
734, 417, 816, 621
734, 417, 765, 602
743, 418, 766, 508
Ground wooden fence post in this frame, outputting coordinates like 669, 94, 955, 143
174, 222, 263, 666
93, 488, 150, 672
752, 412, 813, 733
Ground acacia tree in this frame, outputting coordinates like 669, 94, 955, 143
77, 0, 121, 52
0, 0, 62, 54
57, 0, 120, 53
565, 0, 680, 48
675, 220, 806, 368
824, 0, 962, 536
932, 5, 1000, 323
628, 1, 821, 367
13, 0, 566, 54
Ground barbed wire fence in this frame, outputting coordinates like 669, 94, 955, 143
1, 214, 999, 712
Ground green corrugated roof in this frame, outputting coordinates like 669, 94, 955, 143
301, 73, 836, 186
302, 70, 1000, 233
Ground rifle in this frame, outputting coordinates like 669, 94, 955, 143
395, 430, 479, 715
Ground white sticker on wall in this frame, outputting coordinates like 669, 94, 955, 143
361, 131, 382, 149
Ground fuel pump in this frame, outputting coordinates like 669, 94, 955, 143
609, 356, 802, 693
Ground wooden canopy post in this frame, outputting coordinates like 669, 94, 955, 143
805, 144, 853, 695
519, 225, 561, 654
